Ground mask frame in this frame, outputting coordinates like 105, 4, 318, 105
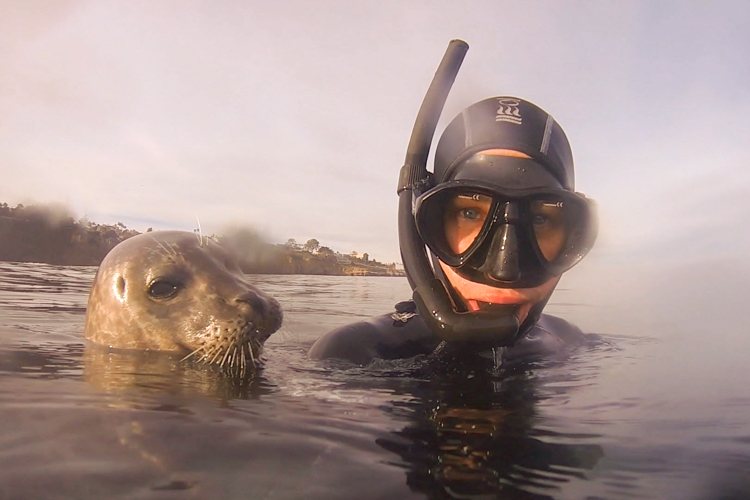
414, 181, 597, 289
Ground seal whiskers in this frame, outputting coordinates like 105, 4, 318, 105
180, 346, 207, 362
220, 345, 233, 368
179, 321, 266, 377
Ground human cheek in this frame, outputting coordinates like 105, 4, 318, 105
445, 221, 474, 254
537, 229, 565, 261
446, 219, 484, 254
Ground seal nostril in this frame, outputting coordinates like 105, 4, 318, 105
235, 291, 266, 315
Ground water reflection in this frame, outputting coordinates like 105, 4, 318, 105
2, 262, 750, 497
0, 342, 84, 378
0, 340, 277, 403
376, 350, 604, 497
82, 345, 277, 402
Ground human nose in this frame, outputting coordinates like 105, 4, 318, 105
480, 202, 520, 282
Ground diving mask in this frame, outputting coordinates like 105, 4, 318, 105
415, 157, 597, 289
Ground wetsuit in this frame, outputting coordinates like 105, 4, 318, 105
308, 300, 584, 365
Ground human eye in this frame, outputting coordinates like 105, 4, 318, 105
532, 213, 550, 226
459, 208, 483, 220
531, 200, 564, 228
450, 193, 491, 222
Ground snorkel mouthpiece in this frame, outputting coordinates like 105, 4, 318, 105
397, 40, 520, 346
412, 278, 519, 345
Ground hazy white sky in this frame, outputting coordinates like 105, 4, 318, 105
2, 0, 748, 265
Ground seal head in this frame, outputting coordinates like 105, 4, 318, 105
84, 231, 283, 375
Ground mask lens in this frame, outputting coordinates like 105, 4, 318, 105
443, 192, 494, 255
416, 185, 596, 275
530, 199, 569, 262
415, 188, 496, 265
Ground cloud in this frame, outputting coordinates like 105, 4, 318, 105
0, 1, 748, 265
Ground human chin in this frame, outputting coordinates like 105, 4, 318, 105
438, 261, 560, 325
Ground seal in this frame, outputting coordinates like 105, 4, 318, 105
84, 230, 283, 375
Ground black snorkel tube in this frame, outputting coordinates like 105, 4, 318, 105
397, 40, 519, 345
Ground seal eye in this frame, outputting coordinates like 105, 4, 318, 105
148, 279, 181, 300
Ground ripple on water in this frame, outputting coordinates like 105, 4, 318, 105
1, 263, 750, 498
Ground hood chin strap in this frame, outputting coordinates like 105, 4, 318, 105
429, 253, 465, 311
519, 293, 552, 336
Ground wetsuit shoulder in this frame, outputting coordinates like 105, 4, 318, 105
308, 302, 441, 365
503, 313, 585, 362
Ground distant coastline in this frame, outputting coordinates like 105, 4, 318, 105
0, 202, 404, 277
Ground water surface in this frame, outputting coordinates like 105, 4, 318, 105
0, 262, 748, 499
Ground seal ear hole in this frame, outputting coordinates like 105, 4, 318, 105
116, 276, 126, 299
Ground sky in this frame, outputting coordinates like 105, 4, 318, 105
2, 0, 749, 273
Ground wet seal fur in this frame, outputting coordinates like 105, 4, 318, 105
84, 231, 282, 375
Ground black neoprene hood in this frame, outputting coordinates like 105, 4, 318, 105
434, 97, 575, 190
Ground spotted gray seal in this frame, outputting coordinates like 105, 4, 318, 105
84, 230, 282, 375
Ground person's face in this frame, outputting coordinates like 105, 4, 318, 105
439, 149, 562, 325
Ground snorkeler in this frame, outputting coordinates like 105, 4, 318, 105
309, 41, 597, 365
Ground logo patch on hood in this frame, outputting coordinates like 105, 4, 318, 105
495, 98, 522, 125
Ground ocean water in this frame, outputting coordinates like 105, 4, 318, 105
0, 261, 749, 499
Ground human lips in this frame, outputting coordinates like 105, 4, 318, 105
462, 291, 528, 313
439, 261, 563, 325
440, 263, 530, 300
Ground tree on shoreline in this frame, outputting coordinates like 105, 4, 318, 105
304, 238, 320, 253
